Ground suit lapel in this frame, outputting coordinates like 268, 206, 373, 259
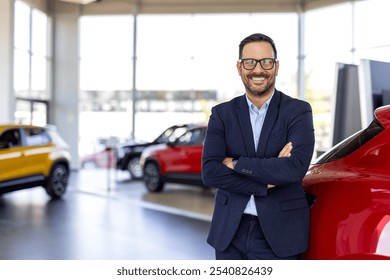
257, 91, 281, 157
237, 95, 256, 157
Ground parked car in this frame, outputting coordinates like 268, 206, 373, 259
303, 105, 390, 260
0, 124, 71, 199
80, 147, 115, 169
79, 136, 120, 169
115, 124, 194, 179
140, 125, 207, 192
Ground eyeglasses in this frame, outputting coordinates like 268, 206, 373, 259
239, 58, 277, 70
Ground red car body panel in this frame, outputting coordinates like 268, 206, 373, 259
156, 145, 203, 175
303, 105, 390, 260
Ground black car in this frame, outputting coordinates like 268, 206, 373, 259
115, 124, 194, 179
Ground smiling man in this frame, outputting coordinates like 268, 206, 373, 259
202, 33, 315, 260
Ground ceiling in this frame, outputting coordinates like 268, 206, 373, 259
59, 0, 353, 15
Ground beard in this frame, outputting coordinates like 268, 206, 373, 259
243, 74, 275, 97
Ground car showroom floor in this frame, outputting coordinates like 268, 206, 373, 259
0, 169, 215, 260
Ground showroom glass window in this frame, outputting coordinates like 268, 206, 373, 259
305, 0, 390, 152
353, 0, 390, 62
137, 13, 298, 97
136, 13, 298, 141
78, 14, 298, 147
13, 0, 50, 125
78, 15, 134, 158
305, 3, 353, 152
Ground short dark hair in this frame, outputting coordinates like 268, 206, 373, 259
239, 33, 277, 59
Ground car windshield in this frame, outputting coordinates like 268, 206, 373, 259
315, 118, 384, 164
175, 128, 206, 146
155, 125, 188, 143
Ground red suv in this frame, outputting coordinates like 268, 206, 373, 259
303, 105, 390, 259
140, 125, 206, 192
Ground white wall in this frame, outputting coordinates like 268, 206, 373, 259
52, 1, 80, 169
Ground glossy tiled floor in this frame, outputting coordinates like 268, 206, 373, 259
77, 169, 215, 221
0, 169, 215, 260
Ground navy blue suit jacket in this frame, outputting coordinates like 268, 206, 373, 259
202, 90, 315, 258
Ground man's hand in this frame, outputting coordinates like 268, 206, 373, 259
268, 142, 293, 189
278, 141, 293, 157
223, 157, 234, 169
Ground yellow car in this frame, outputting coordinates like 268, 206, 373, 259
0, 124, 71, 199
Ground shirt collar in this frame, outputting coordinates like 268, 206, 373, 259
246, 90, 274, 112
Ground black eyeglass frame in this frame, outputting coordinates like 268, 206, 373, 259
239, 58, 278, 70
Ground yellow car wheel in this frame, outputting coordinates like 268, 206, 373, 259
45, 163, 69, 198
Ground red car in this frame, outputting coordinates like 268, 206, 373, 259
80, 147, 115, 169
303, 105, 390, 260
140, 125, 206, 192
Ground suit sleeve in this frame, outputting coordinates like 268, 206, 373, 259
235, 102, 315, 186
202, 106, 268, 196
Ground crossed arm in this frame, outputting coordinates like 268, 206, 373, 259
202, 101, 314, 195
222, 142, 293, 189
223, 142, 293, 169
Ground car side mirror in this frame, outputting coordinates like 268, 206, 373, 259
167, 141, 176, 147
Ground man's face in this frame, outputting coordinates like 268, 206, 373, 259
237, 41, 279, 98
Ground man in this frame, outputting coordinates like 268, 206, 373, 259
202, 33, 315, 260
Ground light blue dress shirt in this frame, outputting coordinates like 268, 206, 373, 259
243, 93, 273, 216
